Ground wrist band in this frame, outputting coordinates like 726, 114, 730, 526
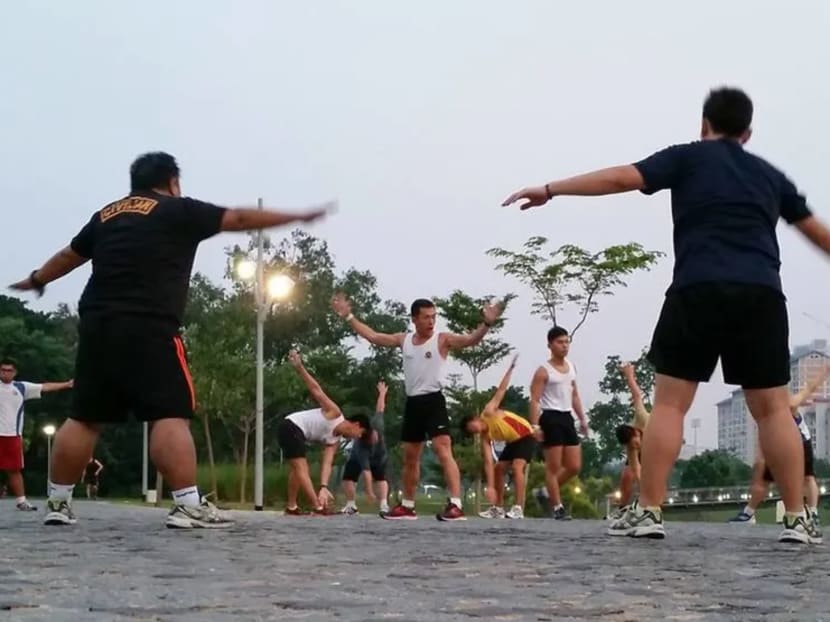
320, 484, 328, 489
344, 313, 354, 322
545, 183, 553, 200
29, 270, 45, 296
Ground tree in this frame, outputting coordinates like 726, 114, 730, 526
586, 349, 654, 466
679, 450, 752, 488
487, 237, 663, 336
814, 458, 830, 479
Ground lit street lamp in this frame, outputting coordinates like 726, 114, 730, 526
43, 424, 56, 495
235, 198, 295, 510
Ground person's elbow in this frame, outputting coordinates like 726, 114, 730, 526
794, 215, 830, 255
220, 209, 245, 232
609, 165, 646, 193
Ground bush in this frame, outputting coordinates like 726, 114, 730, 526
198, 462, 291, 507
524, 462, 603, 519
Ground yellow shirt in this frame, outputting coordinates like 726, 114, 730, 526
483, 410, 533, 443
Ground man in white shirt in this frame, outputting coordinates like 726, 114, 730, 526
0, 357, 73, 511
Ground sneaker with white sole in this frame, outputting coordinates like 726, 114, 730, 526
607, 502, 665, 539
608, 505, 629, 521
479, 505, 506, 519
505, 505, 524, 519
728, 510, 756, 524
339, 505, 359, 516
778, 513, 822, 544
165, 498, 233, 529
17, 500, 37, 512
44, 499, 77, 525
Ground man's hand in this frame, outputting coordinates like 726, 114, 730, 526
533, 426, 544, 443
317, 486, 334, 508
9, 273, 45, 297
619, 362, 635, 377
377, 380, 388, 396
331, 292, 352, 319
301, 201, 337, 223
287, 349, 303, 368
502, 186, 551, 211
65, 379, 74, 389
482, 300, 504, 326
579, 420, 590, 437
509, 353, 519, 368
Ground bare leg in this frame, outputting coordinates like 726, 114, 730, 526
50, 419, 101, 485
288, 458, 319, 508
494, 462, 507, 506
543, 446, 563, 506
401, 442, 423, 501
342, 479, 357, 502
745, 387, 804, 513
619, 466, 636, 506
747, 462, 769, 510
376, 480, 389, 508
431, 435, 462, 499
287, 469, 300, 508
149, 419, 196, 491
560, 445, 582, 486
805, 476, 819, 512
512, 459, 528, 509
639, 375, 697, 507
7, 471, 25, 498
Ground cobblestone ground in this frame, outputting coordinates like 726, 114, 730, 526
1, 500, 828, 622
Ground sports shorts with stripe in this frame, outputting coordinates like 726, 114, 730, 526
72, 314, 196, 423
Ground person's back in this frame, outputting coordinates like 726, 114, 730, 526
636, 137, 808, 291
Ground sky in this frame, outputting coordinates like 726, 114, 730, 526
3, 0, 830, 451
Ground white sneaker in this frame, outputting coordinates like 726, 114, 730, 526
607, 502, 665, 539
478, 505, 506, 519
505, 505, 524, 519
44, 499, 76, 525
339, 505, 359, 516
779, 513, 822, 544
166, 498, 233, 529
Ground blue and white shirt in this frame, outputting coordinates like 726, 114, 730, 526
0, 381, 42, 437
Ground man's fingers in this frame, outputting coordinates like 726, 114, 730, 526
501, 190, 526, 206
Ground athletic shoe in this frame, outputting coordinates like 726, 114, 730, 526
436, 502, 466, 522
165, 499, 233, 529
311, 506, 332, 516
379, 504, 390, 517
607, 502, 665, 539
339, 505, 359, 516
812, 511, 821, 529
16, 500, 37, 512
608, 505, 629, 521
43, 499, 76, 525
382, 504, 417, 520
778, 513, 822, 544
552, 505, 572, 521
284, 507, 308, 516
479, 505, 505, 519
506, 505, 524, 519
727, 510, 756, 524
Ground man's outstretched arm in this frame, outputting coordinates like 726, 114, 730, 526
41, 379, 74, 393
502, 166, 646, 210
287, 350, 340, 415
331, 293, 404, 348
9, 247, 88, 294
442, 301, 503, 351
483, 354, 518, 414
220, 201, 334, 232
790, 363, 830, 410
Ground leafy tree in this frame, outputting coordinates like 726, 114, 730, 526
487, 237, 663, 336
679, 450, 752, 488
814, 458, 830, 479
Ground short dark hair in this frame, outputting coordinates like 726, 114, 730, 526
410, 298, 435, 317
702, 87, 753, 138
130, 152, 180, 193
348, 414, 372, 439
616, 424, 636, 446
547, 326, 569, 342
459, 413, 478, 437
0, 358, 17, 368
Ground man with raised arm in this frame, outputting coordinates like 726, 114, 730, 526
505, 87, 830, 544
331, 293, 503, 521
9, 152, 331, 528
611, 362, 651, 517
460, 354, 535, 519
279, 350, 372, 516
340, 381, 391, 517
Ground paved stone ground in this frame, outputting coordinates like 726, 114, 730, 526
1, 500, 829, 622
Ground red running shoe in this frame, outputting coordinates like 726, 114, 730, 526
381, 504, 418, 520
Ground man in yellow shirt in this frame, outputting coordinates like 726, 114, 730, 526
461, 354, 536, 519
610, 362, 651, 518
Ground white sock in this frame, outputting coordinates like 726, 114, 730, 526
16, 496, 26, 504
380, 500, 390, 512
553, 503, 564, 511
743, 505, 755, 517
402, 498, 415, 509
172, 486, 201, 508
809, 506, 818, 516
450, 497, 462, 509
345, 500, 357, 509
48, 482, 74, 502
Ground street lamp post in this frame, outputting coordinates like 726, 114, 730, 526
141, 421, 148, 499
43, 424, 56, 496
235, 198, 295, 511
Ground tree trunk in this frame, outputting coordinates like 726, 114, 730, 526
202, 411, 217, 500
239, 419, 251, 504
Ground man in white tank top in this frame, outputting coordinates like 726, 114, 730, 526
277, 350, 371, 515
529, 326, 588, 520
332, 293, 503, 521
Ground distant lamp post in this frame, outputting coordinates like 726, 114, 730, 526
613, 490, 621, 501
43, 424, 56, 495
234, 206, 296, 510
573, 486, 582, 495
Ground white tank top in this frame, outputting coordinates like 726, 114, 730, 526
286, 408, 344, 444
539, 359, 577, 413
401, 332, 445, 396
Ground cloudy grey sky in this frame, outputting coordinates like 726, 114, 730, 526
3, 1, 830, 449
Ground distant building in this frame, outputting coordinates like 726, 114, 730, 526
716, 339, 830, 464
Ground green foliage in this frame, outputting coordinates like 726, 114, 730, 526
814, 459, 830, 478
524, 463, 606, 519
679, 450, 752, 488
488, 237, 663, 335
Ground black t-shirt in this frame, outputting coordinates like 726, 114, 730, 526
70, 192, 226, 329
633, 139, 812, 292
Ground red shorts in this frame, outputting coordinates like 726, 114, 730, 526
0, 436, 24, 471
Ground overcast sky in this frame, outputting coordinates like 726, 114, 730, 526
3, 1, 830, 450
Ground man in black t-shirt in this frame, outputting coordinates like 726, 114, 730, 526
10, 152, 330, 529
503, 87, 830, 545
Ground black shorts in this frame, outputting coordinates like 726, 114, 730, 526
84, 476, 98, 486
763, 439, 814, 481
73, 315, 195, 423
648, 283, 790, 390
342, 457, 387, 482
498, 436, 536, 463
401, 392, 450, 443
277, 419, 307, 460
539, 410, 580, 447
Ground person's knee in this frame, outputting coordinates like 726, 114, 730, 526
431, 437, 453, 461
